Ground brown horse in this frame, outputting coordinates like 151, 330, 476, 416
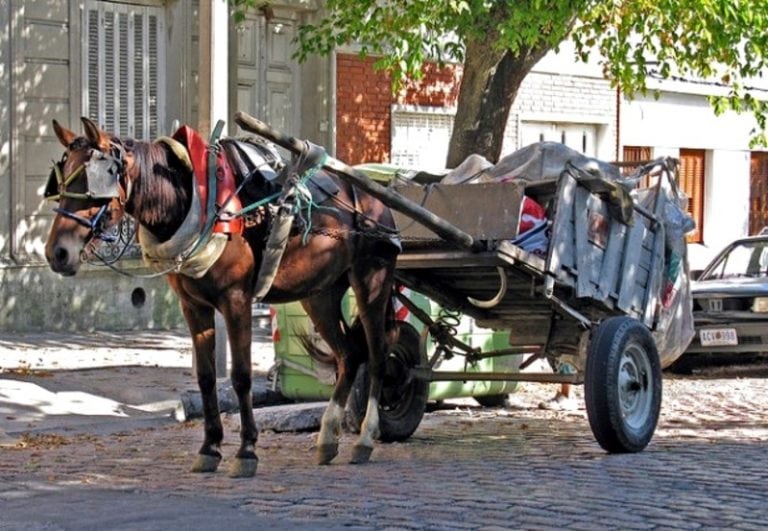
44, 117, 401, 477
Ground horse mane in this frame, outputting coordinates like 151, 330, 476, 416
123, 138, 193, 234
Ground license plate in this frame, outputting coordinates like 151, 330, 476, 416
700, 328, 738, 347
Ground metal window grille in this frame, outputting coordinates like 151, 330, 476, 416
391, 110, 454, 169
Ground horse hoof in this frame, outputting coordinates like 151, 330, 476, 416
316, 443, 338, 465
191, 453, 222, 473
228, 457, 258, 478
350, 445, 373, 465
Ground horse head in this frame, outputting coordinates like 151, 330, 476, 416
44, 117, 130, 276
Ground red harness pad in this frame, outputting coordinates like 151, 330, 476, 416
171, 125, 244, 235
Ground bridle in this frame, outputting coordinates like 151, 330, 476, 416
45, 140, 129, 243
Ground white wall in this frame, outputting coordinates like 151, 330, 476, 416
622, 92, 760, 150
621, 91, 758, 269
696, 150, 751, 265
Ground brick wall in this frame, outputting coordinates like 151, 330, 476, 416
336, 53, 617, 164
505, 72, 617, 159
335, 54, 460, 164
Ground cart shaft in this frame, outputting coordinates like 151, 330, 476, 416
234, 111, 478, 251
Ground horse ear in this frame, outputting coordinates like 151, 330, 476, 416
80, 117, 111, 151
52, 119, 77, 148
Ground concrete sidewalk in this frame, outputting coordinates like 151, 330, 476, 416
0, 326, 287, 441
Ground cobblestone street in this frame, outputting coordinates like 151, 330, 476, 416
1, 364, 767, 530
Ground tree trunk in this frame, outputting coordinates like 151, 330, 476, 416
447, 41, 551, 168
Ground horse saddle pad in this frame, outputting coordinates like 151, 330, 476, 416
222, 137, 340, 206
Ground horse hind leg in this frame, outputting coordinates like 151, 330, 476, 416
301, 286, 363, 466
349, 256, 397, 465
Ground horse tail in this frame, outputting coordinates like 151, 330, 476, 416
298, 333, 336, 366
300, 286, 400, 366
298, 316, 369, 367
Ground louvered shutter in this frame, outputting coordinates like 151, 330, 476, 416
86, 9, 100, 126
679, 149, 705, 243
118, 11, 130, 134
148, 14, 160, 138
133, 12, 144, 137
749, 152, 768, 234
622, 145, 652, 185
82, 2, 165, 139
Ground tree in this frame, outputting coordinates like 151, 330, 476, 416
234, 0, 768, 166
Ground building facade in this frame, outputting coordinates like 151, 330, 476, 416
334, 44, 768, 271
0, 0, 330, 331
1, 2, 766, 331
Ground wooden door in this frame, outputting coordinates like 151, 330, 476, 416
235, 13, 297, 137
679, 148, 705, 243
750, 152, 768, 234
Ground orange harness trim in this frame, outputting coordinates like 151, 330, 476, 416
171, 125, 244, 236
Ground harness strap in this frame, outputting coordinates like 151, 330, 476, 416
176, 120, 227, 262
205, 120, 225, 234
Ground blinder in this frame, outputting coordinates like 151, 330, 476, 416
85, 148, 122, 198
45, 144, 124, 202
44, 162, 63, 199
44, 142, 126, 242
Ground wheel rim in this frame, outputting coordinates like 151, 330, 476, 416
618, 341, 653, 430
381, 344, 415, 417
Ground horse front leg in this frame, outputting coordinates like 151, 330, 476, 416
182, 302, 223, 473
222, 297, 259, 478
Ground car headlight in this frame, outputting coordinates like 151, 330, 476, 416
752, 297, 768, 313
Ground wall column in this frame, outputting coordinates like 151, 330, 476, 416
198, 0, 230, 377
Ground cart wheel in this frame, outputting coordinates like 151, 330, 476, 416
346, 321, 428, 442
474, 394, 509, 408
585, 316, 661, 453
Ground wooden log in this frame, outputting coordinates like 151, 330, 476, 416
174, 378, 287, 421
234, 110, 477, 251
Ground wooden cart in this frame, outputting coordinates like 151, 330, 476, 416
235, 111, 686, 453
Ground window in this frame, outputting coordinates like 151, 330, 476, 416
391, 106, 454, 169
679, 148, 705, 244
621, 145, 652, 184
82, 2, 165, 139
702, 240, 768, 280
520, 122, 598, 156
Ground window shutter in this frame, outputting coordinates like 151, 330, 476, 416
85, 8, 100, 125
621, 145, 652, 185
118, 12, 130, 135
749, 152, 768, 234
679, 149, 705, 243
104, 10, 114, 131
83, 2, 164, 139
133, 12, 145, 138
148, 14, 160, 138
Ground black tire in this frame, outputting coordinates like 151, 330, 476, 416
474, 394, 509, 408
585, 316, 662, 453
345, 321, 428, 442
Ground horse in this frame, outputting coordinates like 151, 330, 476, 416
44, 117, 402, 477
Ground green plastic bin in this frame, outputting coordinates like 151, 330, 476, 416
271, 288, 521, 402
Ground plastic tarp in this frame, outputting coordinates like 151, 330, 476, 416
635, 182, 696, 368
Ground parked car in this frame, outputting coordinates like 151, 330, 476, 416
671, 230, 768, 372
